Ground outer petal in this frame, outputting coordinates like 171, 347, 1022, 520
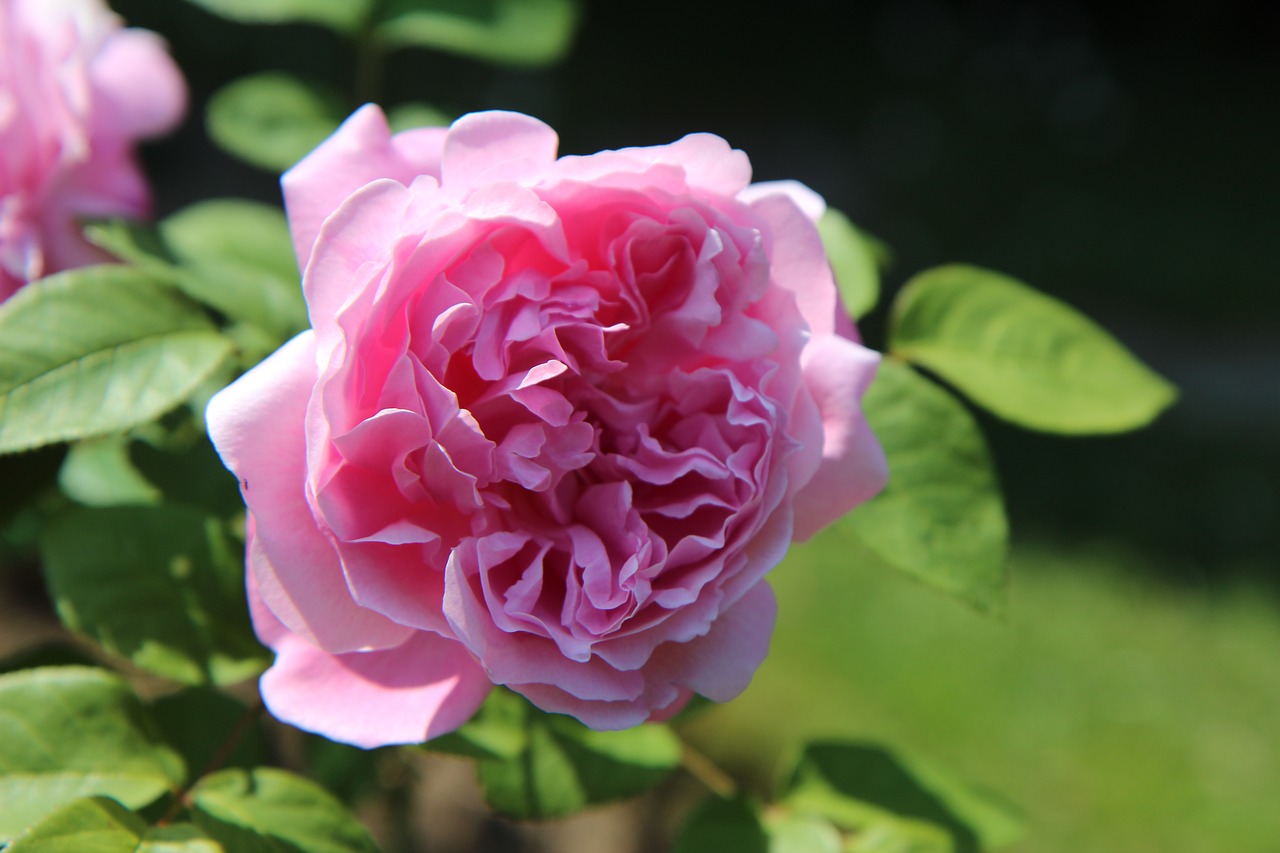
282, 104, 445, 269
551, 132, 751, 198
90, 28, 186, 139
299, 178, 413, 363
749, 191, 837, 336
645, 580, 777, 701
206, 331, 412, 652
791, 334, 889, 540
250, 576, 490, 748
441, 110, 559, 189
738, 180, 825, 222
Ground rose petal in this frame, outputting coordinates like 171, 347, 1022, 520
250, 574, 490, 748
283, 104, 444, 269
738, 179, 826, 222
791, 334, 889, 540
441, 110, 559, 189
645, 579, 777, 701
89, 28, 185, 139
206, 332, 412, 653
748, 191, 838, 336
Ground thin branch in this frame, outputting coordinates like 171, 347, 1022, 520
680, 740, 737, 798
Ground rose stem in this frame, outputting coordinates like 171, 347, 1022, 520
679, 740, 738, 798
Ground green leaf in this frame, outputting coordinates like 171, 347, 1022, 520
6, 798, 222, 853
0, 267, 233, 454
844, 360, 1008, 613
765, 812, 843, 853
0, 643, 97, 676
672, 796, 768, 853
465, 690, 681, 819
0, 667, 184, 839
6, 796, 147, 852
59, 436, 161, 508
302, 737, 388, 806
130, 433, 244, 519
181, 0, 373, 33
139, 824, 224, 853
781, 741, 1023, 853
376, 0, 581, 67
846, 819, 956, 853
424, 686, 528, 761
149, 689, 268, 779
83, 220, 175, 274
159, 201, 307, 339
819, 207, 882, 319
40, 506, 268, 686
888, 265, 1178, 434
385, 102, 453, 133
191, 768, 378, 853
207, 73, 344, 173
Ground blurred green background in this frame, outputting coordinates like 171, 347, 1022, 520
72, 0, 1280, 848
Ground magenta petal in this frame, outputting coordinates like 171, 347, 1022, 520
206, 332, 412, 653
791, 334, 889, 540
250, 574, 490, 748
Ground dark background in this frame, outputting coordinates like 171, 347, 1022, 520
116, 0, 1280, 583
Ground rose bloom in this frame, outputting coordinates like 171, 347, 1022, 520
208, 106, 888, 747
0, 0, 185, 300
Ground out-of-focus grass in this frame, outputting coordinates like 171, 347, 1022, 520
680, 530, 1280, 853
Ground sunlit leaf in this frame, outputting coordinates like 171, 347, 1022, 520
0, 667, 184, 839
424, 687, 528, 761
455, 689, 681, 819
139, 824, 224, 853
5, 796, 147, 852
59, 436, 161, 508
782, 741, 1024, 852
845, 818, 956, 853
845, 360, 1008, 613
889, 265, 1177, 434
40, 506, 268, 686
6, 797, 222, 852
0, 267, 232, 454
191, 768, 378, 853
765, 812, 844, 853
819, 207, 882, 319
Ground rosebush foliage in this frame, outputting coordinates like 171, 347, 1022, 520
0, 0, 1175, 849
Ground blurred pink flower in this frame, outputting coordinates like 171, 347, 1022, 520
0, 0, 185, 299
208, 106, 888, 747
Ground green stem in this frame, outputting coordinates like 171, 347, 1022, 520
680, 740, 737, 798
353, 0, 389, 105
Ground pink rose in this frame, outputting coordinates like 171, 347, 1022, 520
208, 106, 888, 747
0, 0, 186, 299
